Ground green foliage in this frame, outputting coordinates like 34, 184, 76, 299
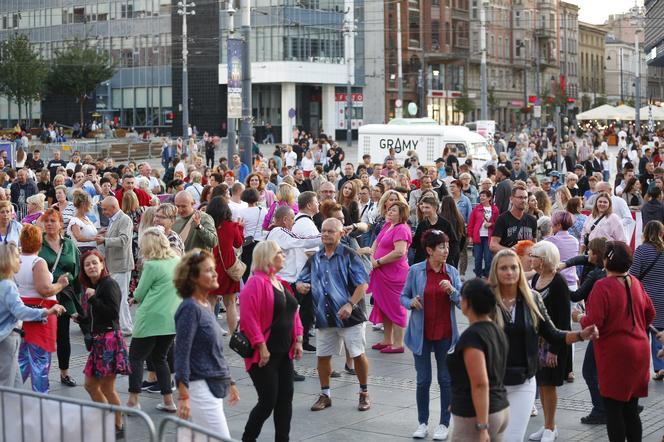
454, 88, 475, 117
0, 34, 48, 121
488, 86, 498, 112
581, 95, 592, 111
46, 38, 116, 125
594, 95, 608, 107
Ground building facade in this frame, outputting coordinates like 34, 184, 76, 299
218, 0, 366, 144
559, 1, 579, 103
382, 0, 469, 125
578, 21, 607, 110
605, 34, 647, 106
0, 0, 174, 130
644, 0, 664, 104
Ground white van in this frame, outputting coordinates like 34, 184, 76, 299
357, 122, 491, 169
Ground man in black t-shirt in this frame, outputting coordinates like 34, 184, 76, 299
490, 186, 537, 252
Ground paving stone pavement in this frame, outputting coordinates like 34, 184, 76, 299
37, 289, 664, 442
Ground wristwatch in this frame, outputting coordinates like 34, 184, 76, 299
475, 423, 489, 431
195, 224, 202, 230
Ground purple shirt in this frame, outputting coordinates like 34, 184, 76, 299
545, 230, 579, 287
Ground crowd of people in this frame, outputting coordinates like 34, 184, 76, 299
0, 124, 663, 442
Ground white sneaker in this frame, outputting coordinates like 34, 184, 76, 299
412, 423, 428, 439
540, 428, 558, 442
529, 426, 545, 441
220, 327, 229, 336
531, 405, 539, 416
432, 424, 449, 441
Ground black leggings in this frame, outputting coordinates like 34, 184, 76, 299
242, 353, 294, 442
602, 396, 642, 442
128, 335, 175, 395
57, 314, 86, 371
146, 344, 174, 373
291, 282, 314, 344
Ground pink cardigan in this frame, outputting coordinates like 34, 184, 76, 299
238, 270, 303, 371
262, 201, 299, 230
467, 203, 499, 243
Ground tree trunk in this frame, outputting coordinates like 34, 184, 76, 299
79, 95, 86, 129
17, 97, 22, 124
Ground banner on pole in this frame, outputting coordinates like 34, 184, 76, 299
227, 38, 243, 119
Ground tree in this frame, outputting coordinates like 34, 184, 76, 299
454, 88, 475, 119
594, 95, 608, 107
488, 86, 499, 114
581, 95, 592, 111
0, 34, 48, 124
46, 38, 116, 126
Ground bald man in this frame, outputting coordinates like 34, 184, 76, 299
96, 196, 134, 334
172, 191, 217, 251
297, 217, 371, 412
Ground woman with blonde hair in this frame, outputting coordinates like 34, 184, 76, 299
488, 249, 598, 441
239, 240, 303, 441
263, 182, 298, 229
21, 193, 46, 225
0, 200, 22, 244
553, 186, 572, 212
368, 200, 412, 353
126, 227, 181, 411
67, 191, 98, 253
534, 190, 552, 217
528, 241, 571, 442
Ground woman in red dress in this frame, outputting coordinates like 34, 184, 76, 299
207, 196, 244, 332
579, 241, 655, 442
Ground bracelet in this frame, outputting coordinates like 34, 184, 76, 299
376, 258, 382, 266
179, 395, 189, 401
577, 331, 584, 342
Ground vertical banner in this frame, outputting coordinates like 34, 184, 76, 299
227, 38, 243, 119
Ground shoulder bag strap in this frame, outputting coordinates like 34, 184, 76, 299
50, 237, 65, 273
253, 207, 262, 237
638, 250, 663, 280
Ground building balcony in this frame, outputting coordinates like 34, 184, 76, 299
537, 0, 556, 13
425, 48, 469, 62
536, 27, 556, 39
452, 8, 469, 20
454, 36, 469, 49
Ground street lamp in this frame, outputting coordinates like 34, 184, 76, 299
630, 4, 645, 136
177, 1, 195, 138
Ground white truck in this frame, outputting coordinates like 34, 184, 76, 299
357, 120, 492, 169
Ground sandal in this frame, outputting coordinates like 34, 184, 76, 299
653, 371, 664, 381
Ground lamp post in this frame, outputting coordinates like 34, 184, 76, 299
177, 1, 195, 138
396, 1, 404, 118
239, 0, 253, 168
343, 13, 356, 148
630, 4, 645, 137
479, 0, 488, 120
226, 2, 237, 159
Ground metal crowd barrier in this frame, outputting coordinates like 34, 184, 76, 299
157, 416, 237, 442
0, 386, 157, 442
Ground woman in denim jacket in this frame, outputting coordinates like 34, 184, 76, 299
400, 229, 462, 440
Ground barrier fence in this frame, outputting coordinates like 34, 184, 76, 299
0, 386, 238, 442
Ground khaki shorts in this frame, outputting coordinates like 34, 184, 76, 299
315, 323, 366, 358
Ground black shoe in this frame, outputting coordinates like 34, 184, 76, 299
141, 380, 158, 391
60, 376, 77, 387
115, 426, 125, 440
330, 370, 341, 378
303, 342, 316, 352
637, 405, 644, 414
344, 364, 356, 375
294, 371, 305, 382
580, 413, 606, 425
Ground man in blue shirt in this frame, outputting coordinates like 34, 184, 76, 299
232, 154, 249, 183
297, 218, 371, 413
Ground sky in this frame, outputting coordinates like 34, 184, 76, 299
569, 0, 643, 24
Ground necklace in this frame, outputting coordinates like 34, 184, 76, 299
501, 296, 517, 310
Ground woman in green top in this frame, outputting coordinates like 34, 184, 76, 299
126, 227, 181, 412
38, 208, 82, 388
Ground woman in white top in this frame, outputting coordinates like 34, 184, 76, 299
185, 171, 205, 204
15, 224, 70, 393
0, 200, 22, 245
52, 185, 75, 229
238, 187, 267, 282
301, 150, 316, 177
66, 191, 98, 253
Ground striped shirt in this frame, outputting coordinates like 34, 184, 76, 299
629, 243, 664, 328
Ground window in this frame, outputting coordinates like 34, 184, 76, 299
74, 7, 86, 23
121, 4, 134, 19
408, 8, 421, 48
515, 11, 520, 27
432, 20, 440, 49
445, 22, 451, 46
516, 39, 522, 57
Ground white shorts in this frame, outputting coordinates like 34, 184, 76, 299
316, 323, 366, 358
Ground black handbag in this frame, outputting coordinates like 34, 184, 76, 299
229, 322, 255, 358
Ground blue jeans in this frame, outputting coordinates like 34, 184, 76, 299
651, 329, 664, 372
413, 338, 452, 426
473, 237, 493, 278
582, 341, 604, 416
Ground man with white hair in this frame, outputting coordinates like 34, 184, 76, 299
96, 196, 134, 335
172, 191, 217, 251
185, 171, 204, 203
139, 163, 161, 194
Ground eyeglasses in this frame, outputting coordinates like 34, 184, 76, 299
528, 253, 542, 259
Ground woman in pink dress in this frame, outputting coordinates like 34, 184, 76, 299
368, 200, 412, 353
